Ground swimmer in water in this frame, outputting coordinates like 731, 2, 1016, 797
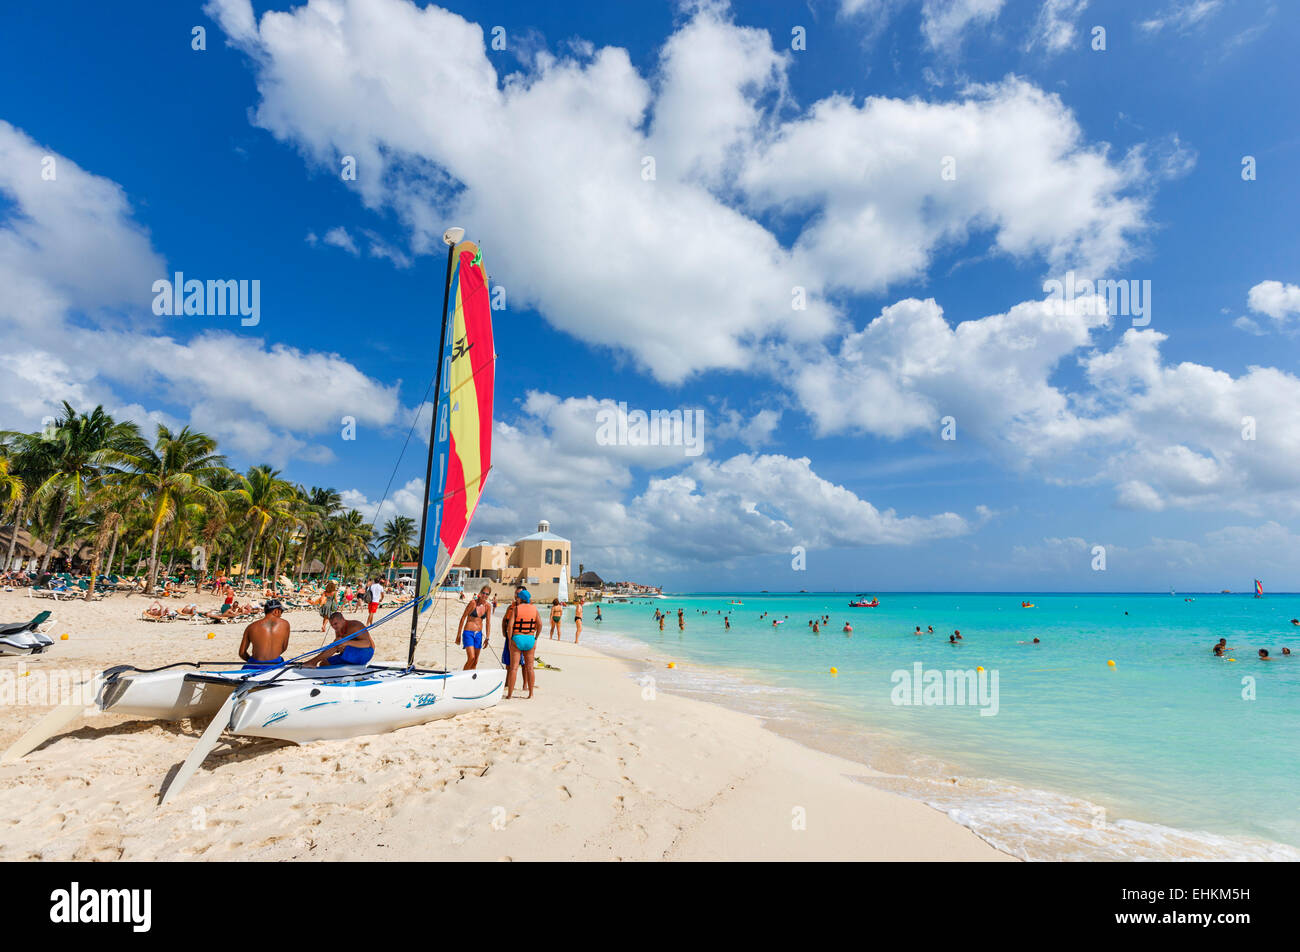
1213, 638, 1227, 654
954, 630, 962, 640
948, 634, 960, 645
1283, 647, 1292, 655
1017, 637, 1041, 644
843, 623, 852, 633
1213, 644, 1226, 657
914, 625, 922, 635
927, 625, 933, 633
1259, 648, 1275, 661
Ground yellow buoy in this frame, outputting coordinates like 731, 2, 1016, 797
830, 666, 838, 675
207, 632, 216, 639
60, 633, 69, 640
667, 662, 675, 669
19, 670, 29, 677
976, 665, 984, 672
1107, 659, 1116, 667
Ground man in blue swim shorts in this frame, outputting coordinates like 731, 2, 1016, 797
306, 611, 376, 667
238, 599, 291, 670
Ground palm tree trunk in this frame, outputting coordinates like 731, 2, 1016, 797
38, 493, 69, 575
296, 528, 311, 581
105, 524, 119, 581
240, 531, 256, 590
4, 499, 24, 570
272, 538, 284, 591
145, 521, 163, 594
86, 518, 116, 601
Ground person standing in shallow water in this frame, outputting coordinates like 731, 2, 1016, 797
549, 598, 563, 640
573, 596, 584, 644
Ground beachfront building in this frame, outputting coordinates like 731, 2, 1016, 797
453, 520, 573, 602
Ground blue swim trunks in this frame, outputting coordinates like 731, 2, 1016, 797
242, 656, 283, 669
462, 630, 483, 650
501, 641, 511, 665
326, 645, 374, 666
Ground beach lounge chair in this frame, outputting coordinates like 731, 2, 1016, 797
0, 611, 52, 636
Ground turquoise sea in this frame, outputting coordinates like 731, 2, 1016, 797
588, 593, 1300, 860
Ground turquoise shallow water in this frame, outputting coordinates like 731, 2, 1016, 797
589, 593, 1300, 860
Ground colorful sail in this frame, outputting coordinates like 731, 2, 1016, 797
417, 239, 494, 612
1255, 579, 1264, 597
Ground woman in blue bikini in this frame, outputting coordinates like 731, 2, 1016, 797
455, 585, 493, 670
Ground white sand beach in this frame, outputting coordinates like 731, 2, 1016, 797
0, 591, 1009, 861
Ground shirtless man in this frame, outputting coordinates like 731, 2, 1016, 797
456, 585, 493, 669
306, 611, 375, 667
238, 600, 291, 669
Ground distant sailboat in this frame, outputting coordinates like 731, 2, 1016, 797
1255, 579, 1264, 598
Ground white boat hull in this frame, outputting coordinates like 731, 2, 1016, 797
230, 667, 506, 743
95, 663, 505, 744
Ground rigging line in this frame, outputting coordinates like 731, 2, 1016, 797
446, 355, 496, 399
366, 372, 438, 537
428, 467, 493, 505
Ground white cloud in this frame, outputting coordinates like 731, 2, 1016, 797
1139, 0, 1225, 34
738, 78, 1150, 294
205, 0, 1152, 382
1246, 279, 1300, 323
920, 0, 1005, 53
0, 120, 404, 468
366, 392, 977, 577
1026, 0, 1089, 53
322, 226, 360, 254
790, 291, 1300, 515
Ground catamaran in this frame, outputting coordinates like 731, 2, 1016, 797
3, 227, 506, 801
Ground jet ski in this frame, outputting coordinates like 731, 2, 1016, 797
0, 611, 56, 656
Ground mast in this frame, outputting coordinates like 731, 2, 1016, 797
408, 225, 464, 667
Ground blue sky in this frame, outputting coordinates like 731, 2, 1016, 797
1, 0, 1298, 591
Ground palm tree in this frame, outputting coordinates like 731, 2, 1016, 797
17, 403, 140, 575
318, 510, 372, 582
295, 486, 342, 580
102, 424, 228, 594
0, 451, 25, 570
377, 516, 418, 576
230, 465, 295, 588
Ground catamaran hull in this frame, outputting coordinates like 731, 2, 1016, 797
0, 631, 55, 656
229, 667, 506, 743
94, 664, 375, 720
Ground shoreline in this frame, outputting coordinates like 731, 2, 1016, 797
0, 590, 1009, 861
583, 616, 1300, 862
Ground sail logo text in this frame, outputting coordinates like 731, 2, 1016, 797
595, 402, 704, 457
151, 272, 261, 326
890, 663, 999, 716
50, 882, 152, 932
